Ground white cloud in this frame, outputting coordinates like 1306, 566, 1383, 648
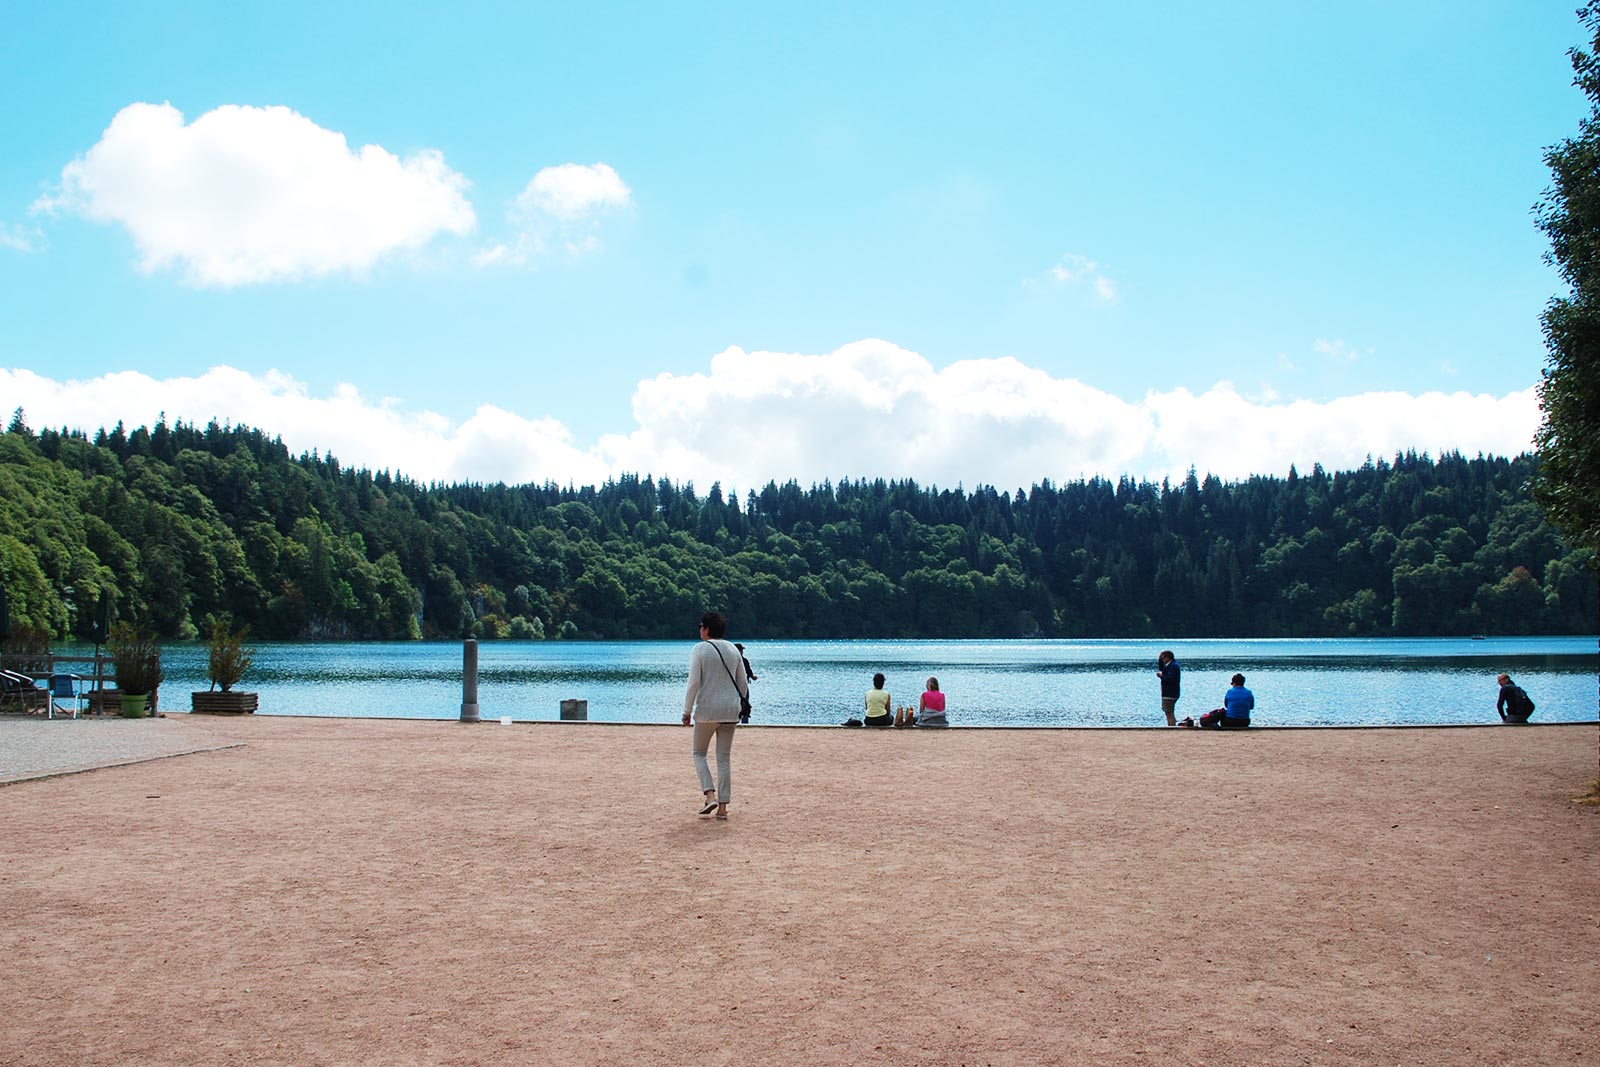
0, 343, 1542, 489
597, 341, 1151, 487
471, 241, 518, 267
0, 222, 40, 252
42, 102, 475, 286
479, 162, 632, 266
1048, 253, 1117, 301
1142, 383, 1537, 482
0, 366, 606, 486
515, 163, 631, 221
1314, 337, 1365, 364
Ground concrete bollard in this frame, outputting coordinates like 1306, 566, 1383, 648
560, 699, 588, 721
461, 639, 480, 723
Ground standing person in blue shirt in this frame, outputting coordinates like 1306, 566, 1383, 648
1156, 650, 1181, 726
1200, 674, 1254, 729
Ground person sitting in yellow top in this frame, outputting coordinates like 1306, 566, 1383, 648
864, 673, 892, 728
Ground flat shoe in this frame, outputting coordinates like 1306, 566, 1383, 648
698, 800, 718, 815
715, 812, 728, 820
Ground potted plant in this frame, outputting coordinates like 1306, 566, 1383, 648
108, 622, 163, 717
192, 621, 258, 714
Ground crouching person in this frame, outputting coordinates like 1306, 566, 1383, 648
1199, 674, 1254, 729
1495, 674, 1535, 723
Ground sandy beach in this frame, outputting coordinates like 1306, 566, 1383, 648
1, 715, 1595, 1067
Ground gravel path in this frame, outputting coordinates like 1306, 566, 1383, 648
0, 715, 243, 784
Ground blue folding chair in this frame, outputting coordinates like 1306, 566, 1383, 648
45, 673, 85, 719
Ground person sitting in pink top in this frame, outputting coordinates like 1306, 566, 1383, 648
916, 677, 948, 726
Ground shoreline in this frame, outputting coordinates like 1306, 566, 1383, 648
5, 709, 1589, 788
24, 633, 1595, 728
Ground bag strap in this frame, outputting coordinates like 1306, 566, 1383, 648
706, 639, 743, 693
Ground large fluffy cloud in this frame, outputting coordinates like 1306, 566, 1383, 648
0, 366, 606, 486
40, 103, 475, 285
0, 342, 1541, 490
598, 341, 1539, 487
598, 342, 1151, 487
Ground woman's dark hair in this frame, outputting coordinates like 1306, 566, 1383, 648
872, 672, 886, 688
1231, 673, 1246, 686
700, 611, 727, 638
926, 677, 940, 691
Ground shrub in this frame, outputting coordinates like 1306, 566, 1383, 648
207, 620, 255, 692
108, 622, 163, 696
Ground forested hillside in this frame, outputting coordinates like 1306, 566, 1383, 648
0, 413, 1593, 642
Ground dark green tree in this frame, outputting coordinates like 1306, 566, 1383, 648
1535, 9, 1600, 793
1535, 7, 1600, 561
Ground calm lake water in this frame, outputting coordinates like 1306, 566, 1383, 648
93, 636, 1600, 727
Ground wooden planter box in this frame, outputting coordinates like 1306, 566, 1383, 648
191, 691, 259, 715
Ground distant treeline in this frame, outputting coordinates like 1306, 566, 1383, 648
0, 412, 1594, 643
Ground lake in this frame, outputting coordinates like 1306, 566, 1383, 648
106, 635, 1600, 727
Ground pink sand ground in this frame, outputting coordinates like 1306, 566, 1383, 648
2, 715, 1596, 1066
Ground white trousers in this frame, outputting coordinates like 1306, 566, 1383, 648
692, 721, 737, 804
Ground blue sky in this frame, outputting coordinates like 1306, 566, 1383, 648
0, 2, 1586, 490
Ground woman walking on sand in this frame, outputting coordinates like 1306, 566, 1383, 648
683, 611, 749, 820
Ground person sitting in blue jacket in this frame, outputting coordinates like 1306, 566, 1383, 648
1199, 674, 1254, 729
